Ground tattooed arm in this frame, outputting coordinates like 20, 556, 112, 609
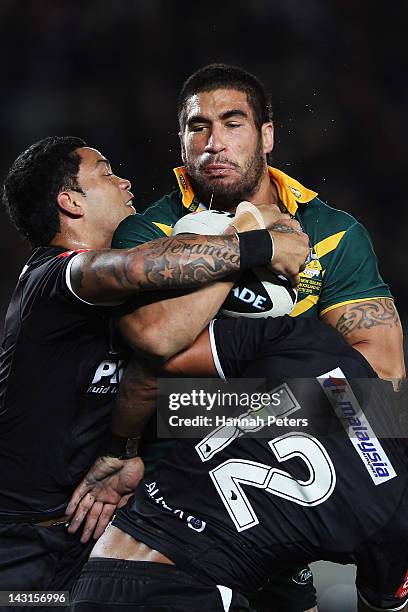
70, 233, 241, 303
69, 227, 309, 305
322, 298, 405, 381
117, 214, 306, 359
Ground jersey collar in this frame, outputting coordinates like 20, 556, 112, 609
173, 166, 198, 211
267, 167, 317, 215
173, 166, 317, 215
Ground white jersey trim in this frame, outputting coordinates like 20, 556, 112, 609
216, 585, 233, 612
209, 320, 226, 380
65, 254, 122, 306
65, 255, 95, 305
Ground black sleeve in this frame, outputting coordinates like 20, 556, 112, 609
211, 316, 294, 378
20, 251, 109, 342
22, 251, 89, 310
211, 315, 376, 380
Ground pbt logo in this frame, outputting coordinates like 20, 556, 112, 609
91, 359, 125, 385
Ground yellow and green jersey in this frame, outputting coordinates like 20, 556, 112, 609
113, 166, 391, 474
113, 166, 391, 318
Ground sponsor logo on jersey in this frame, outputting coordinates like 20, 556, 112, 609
179, 172, 188, 192
86, 358, 125, 395
297, 252, 322, 297
145, 481, 206, 532
395, 569, 408, 599
317, 368, 396, 485
188, 197, 202, 212
289, 185, 302, 199
291, 567, 313, 586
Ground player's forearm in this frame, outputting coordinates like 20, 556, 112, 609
111, 329, 216, 440
70, 232, 254, 303
163, 327, 217, 376
118, 281, 234, 360
110, 355, 159, 439
70, 226, 309, 304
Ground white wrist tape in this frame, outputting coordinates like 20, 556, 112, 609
234, 201, 266, 229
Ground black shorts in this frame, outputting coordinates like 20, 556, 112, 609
0, 521, 93, 612
356, 540, 408, 610
70, 558, 253, 612
247, 566, 316, 612
352, 487, 408, 611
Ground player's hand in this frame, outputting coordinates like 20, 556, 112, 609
269, 223, 310, 286
253, 203, 293, 230
65, 455, 144, 543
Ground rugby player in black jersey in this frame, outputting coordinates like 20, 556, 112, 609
0, 136, 308, 600
71, 315, 408, 612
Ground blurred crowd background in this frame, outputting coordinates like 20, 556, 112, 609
0, 0, 406, 353
0, 2, 406, 608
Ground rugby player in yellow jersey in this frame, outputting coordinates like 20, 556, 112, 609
114, 64, 404, 383
69, 65, 405, 612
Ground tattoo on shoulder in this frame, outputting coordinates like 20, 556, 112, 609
76, 250, 133, 292
335, 299, 399, 336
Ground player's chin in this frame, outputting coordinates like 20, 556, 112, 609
205, 168, 238, 182
123, 203, 136, 217
207, 176, 241, 194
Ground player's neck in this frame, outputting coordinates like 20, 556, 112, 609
50, 228, 110, 251
215, 169, 280, 214
248, 169, 279, 207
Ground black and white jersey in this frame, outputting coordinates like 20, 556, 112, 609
0, 247, 127, 522
115, 317, 408, 603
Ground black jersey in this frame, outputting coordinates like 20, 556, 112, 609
114, 317, 408, 596
0, 247, 127, 522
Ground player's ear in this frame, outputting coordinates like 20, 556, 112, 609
57, 191, 84, 218
261, 122, 274, 155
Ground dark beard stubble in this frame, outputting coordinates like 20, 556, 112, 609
186, 137, 265, 211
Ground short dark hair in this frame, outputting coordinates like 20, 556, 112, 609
2, 136, 86, 246
178, 63, 273, 131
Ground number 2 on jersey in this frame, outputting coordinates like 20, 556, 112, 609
197, 432, 336, 532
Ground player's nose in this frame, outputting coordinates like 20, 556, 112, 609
204, 127, 226, 154
118, 177, 132, 191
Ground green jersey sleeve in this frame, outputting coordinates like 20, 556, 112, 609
112, 192, 183, 249
319, 221, 392, 315
112, 213, 169, 249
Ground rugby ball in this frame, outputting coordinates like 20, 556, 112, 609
220, 268, 297, 318
172, 210, 297, 318
172, 209, 234, 235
